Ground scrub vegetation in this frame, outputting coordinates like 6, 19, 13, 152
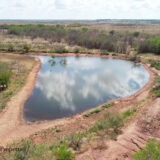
151, 76, 160, 97
0, 62, 11, 91
133, 139, 160, 160
1, 106, 139, 160
0, 21, 160, 55
0, 53, 35, 111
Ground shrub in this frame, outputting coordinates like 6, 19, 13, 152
102, 102, 114, 109
53, 45, 68, 53
22, 44, 30, 53
90, 108, 101, 114
150, 36, 160, 54
154, 76, 160, 83
90, 112, 124, 140
2, 140, 54, 160
152, 86, 160, 97
112, 53, 118, 56
7, 44, 14, 52
0, 62, 11, 90
55, 128, 61, 133
74, 47, 81, 53
84, 108, 101, 117
2, 139, 74, 160
133, 139, 160, 160
133, 32, 140, 37
68, 133, 83, 151
13, 140, 35, 160
149, 60, 160, 70
109, 30, 115, 36
52, 144, 74, 160
100, 50, 109, 55
121, 106, 138, 119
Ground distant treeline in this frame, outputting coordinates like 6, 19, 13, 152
0, 24, 160, 54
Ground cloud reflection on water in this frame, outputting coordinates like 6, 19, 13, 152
34, 56, 149, 112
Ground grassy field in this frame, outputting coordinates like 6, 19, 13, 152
0, 53, 35, 112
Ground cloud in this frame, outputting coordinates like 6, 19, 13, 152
0, 0, 159, 19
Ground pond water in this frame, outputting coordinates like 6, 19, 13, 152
24, 56, 149, 121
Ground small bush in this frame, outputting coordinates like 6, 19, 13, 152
53, 45, 68, 53
121, 105, 138, 120
7, 44, 15, 52
152, 76, 160, 97
0, 62, 11, 91
133, 139, 160, 160
74, 47, 81, 53
13, 140, 35, 160
112, 53, 118, 56
149, 60, 160, 70
100, 50, 109, 55
84, 108, 101, 117
90, 108, 101, 114
152, 86, 160, 97
102, 102, 114, 109
55, 128, 61, 133
52, 144, 74, 160
90, 112, 124, 140
22, 44, 30, 53
154, 76, 160, 83
68, 133, 83, 151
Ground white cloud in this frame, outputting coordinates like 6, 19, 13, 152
0, 0, 159, 19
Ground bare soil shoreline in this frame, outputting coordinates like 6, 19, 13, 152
0, 52, 157, 159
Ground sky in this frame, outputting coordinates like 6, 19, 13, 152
0, 0, 160, 20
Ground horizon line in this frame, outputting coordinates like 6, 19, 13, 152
0, 18, 160, 21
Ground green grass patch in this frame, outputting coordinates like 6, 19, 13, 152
102, 102, 114, 109
84, 108, 101, 117
152, 87, 160, 97
100, 50, 109, 55
149, 60, 160, 70
133, 139, 160, 160
121, 105, 139, 120
154, 76, 160, 84
112, 53, 118, 56
152, 76, 160, 97
0, 62, 11, 90
55, 128, 61, 133
89, 112, 124, 140
89, 105, 139, 139
2, 139, 75, 160
52, 144, 74, 160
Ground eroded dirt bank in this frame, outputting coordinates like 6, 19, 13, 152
0, 53, 159, 160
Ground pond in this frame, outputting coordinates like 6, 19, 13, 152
24, 56, 149, 121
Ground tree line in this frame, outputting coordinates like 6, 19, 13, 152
0, 24, 160, 54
